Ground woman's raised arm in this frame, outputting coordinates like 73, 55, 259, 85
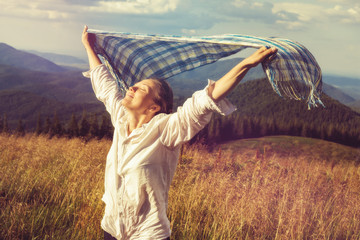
209, 46, 277, 102
82, 25, 102, 70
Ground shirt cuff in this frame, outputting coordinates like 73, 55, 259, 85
82, 64, 105, 78
204, 79, 237, 116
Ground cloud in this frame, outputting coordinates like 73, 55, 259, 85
317, 0, 359, 5
73, 0, 219, 34
228, 0, 276, 22
3, 0, 357, 36
0, 0, 180, 21
200, 0, 277, 24
85, 0, 179, 14
325, 4, 360, 24
272, 1, 360, 30
0, 0, 73, 21
0, 0, 309, 33
95, 0, 280, 34
272, 2, 328, 30
85, 9, 217, 35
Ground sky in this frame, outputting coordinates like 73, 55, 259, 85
0, 0, 359, 78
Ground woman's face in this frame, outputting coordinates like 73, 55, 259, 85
122, 79, 159, 114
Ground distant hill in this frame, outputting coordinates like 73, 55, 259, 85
168, 58, 265, 96
0, 43, 359, 146
348, 100, 360, 113
323, 74, 360, 100
0, 64, 98, 103
26, 50, 87, 65
202, 78, 360, 147
26, 50, 88, 70
0, 89, 104, 130
322, 83, 355, 104
0, 43, 66, 73
227, 78, 359, 120
168, 57, 358, 106
0, 64, 104, 130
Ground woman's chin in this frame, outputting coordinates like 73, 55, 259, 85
122, 98, 131, 106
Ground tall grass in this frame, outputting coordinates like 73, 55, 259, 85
0, 134, 107, 239
1, 134, 359, 239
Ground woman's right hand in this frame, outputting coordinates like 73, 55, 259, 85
82, 25, 102, 69
82, 25, 96, 50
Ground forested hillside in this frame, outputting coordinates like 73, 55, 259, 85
1, 44, 359, 146
196, 78, 360, 147
0, 64, 106, 131
2, 72, 359, 147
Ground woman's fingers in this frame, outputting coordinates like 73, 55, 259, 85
244, 46, 277, 67
257, 47, 277, 63
82, 25, 92, 48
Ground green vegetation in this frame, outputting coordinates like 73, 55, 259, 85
1, 52, 359, 147
198, 78, 360, 147
1, 111, 113, 140
0, 63, 104, 130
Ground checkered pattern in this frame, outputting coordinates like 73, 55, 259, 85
88, 29, 324, 109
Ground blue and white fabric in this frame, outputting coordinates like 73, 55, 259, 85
88, 29, 324, 109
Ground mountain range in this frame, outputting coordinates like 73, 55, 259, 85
0, 43, 66, 73
26, 50, 88, 70
0, 42, 359, 134
167, 56, 360, 108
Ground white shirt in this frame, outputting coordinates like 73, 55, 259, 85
85, 64, 235, 240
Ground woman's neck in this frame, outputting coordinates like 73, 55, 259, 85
127, 111, 154, 135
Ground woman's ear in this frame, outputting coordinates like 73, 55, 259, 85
149, 104, 161, 114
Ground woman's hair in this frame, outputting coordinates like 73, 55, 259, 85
150, 78, 173, 115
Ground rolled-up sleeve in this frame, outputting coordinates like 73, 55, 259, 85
83, 64, 124, 124
160, 80, 236, 148
200, 79, 237, 116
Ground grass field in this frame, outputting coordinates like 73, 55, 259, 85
1, 134, 359, 239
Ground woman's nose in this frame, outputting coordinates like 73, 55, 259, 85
129, 86, 135, 92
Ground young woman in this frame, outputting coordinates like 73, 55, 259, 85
82, 26, 277, 240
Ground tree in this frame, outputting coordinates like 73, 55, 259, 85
207, 117, 220, 141
233, 114, 244, 138
79, 111, 90, 137
43, 116, 51, 135
319, 123, 327, 140
301, 123, 311, 138
250, 117, 260, 138
259, 117, 268, 137
0, 115, 3, 134
67, 113, 79, 138
266, 117, 276, 136
15, 119, 25, 137
2, 114, 10, 134
99, 114, 113, 139
89, 113, 100, 139
49, 112, 63, 137
243, 117, 252, 138
221, 117, 234, 141
35, 114, 43, 135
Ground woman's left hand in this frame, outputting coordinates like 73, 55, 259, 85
242, 46, 278, 68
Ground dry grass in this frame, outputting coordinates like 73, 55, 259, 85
1, 134, 359, 239
0, 134, 108, 239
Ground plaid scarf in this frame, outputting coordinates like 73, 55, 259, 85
88, 29, 323, 109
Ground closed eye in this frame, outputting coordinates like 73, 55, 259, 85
140, 85, 150, 93
133, 82, 150, 93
